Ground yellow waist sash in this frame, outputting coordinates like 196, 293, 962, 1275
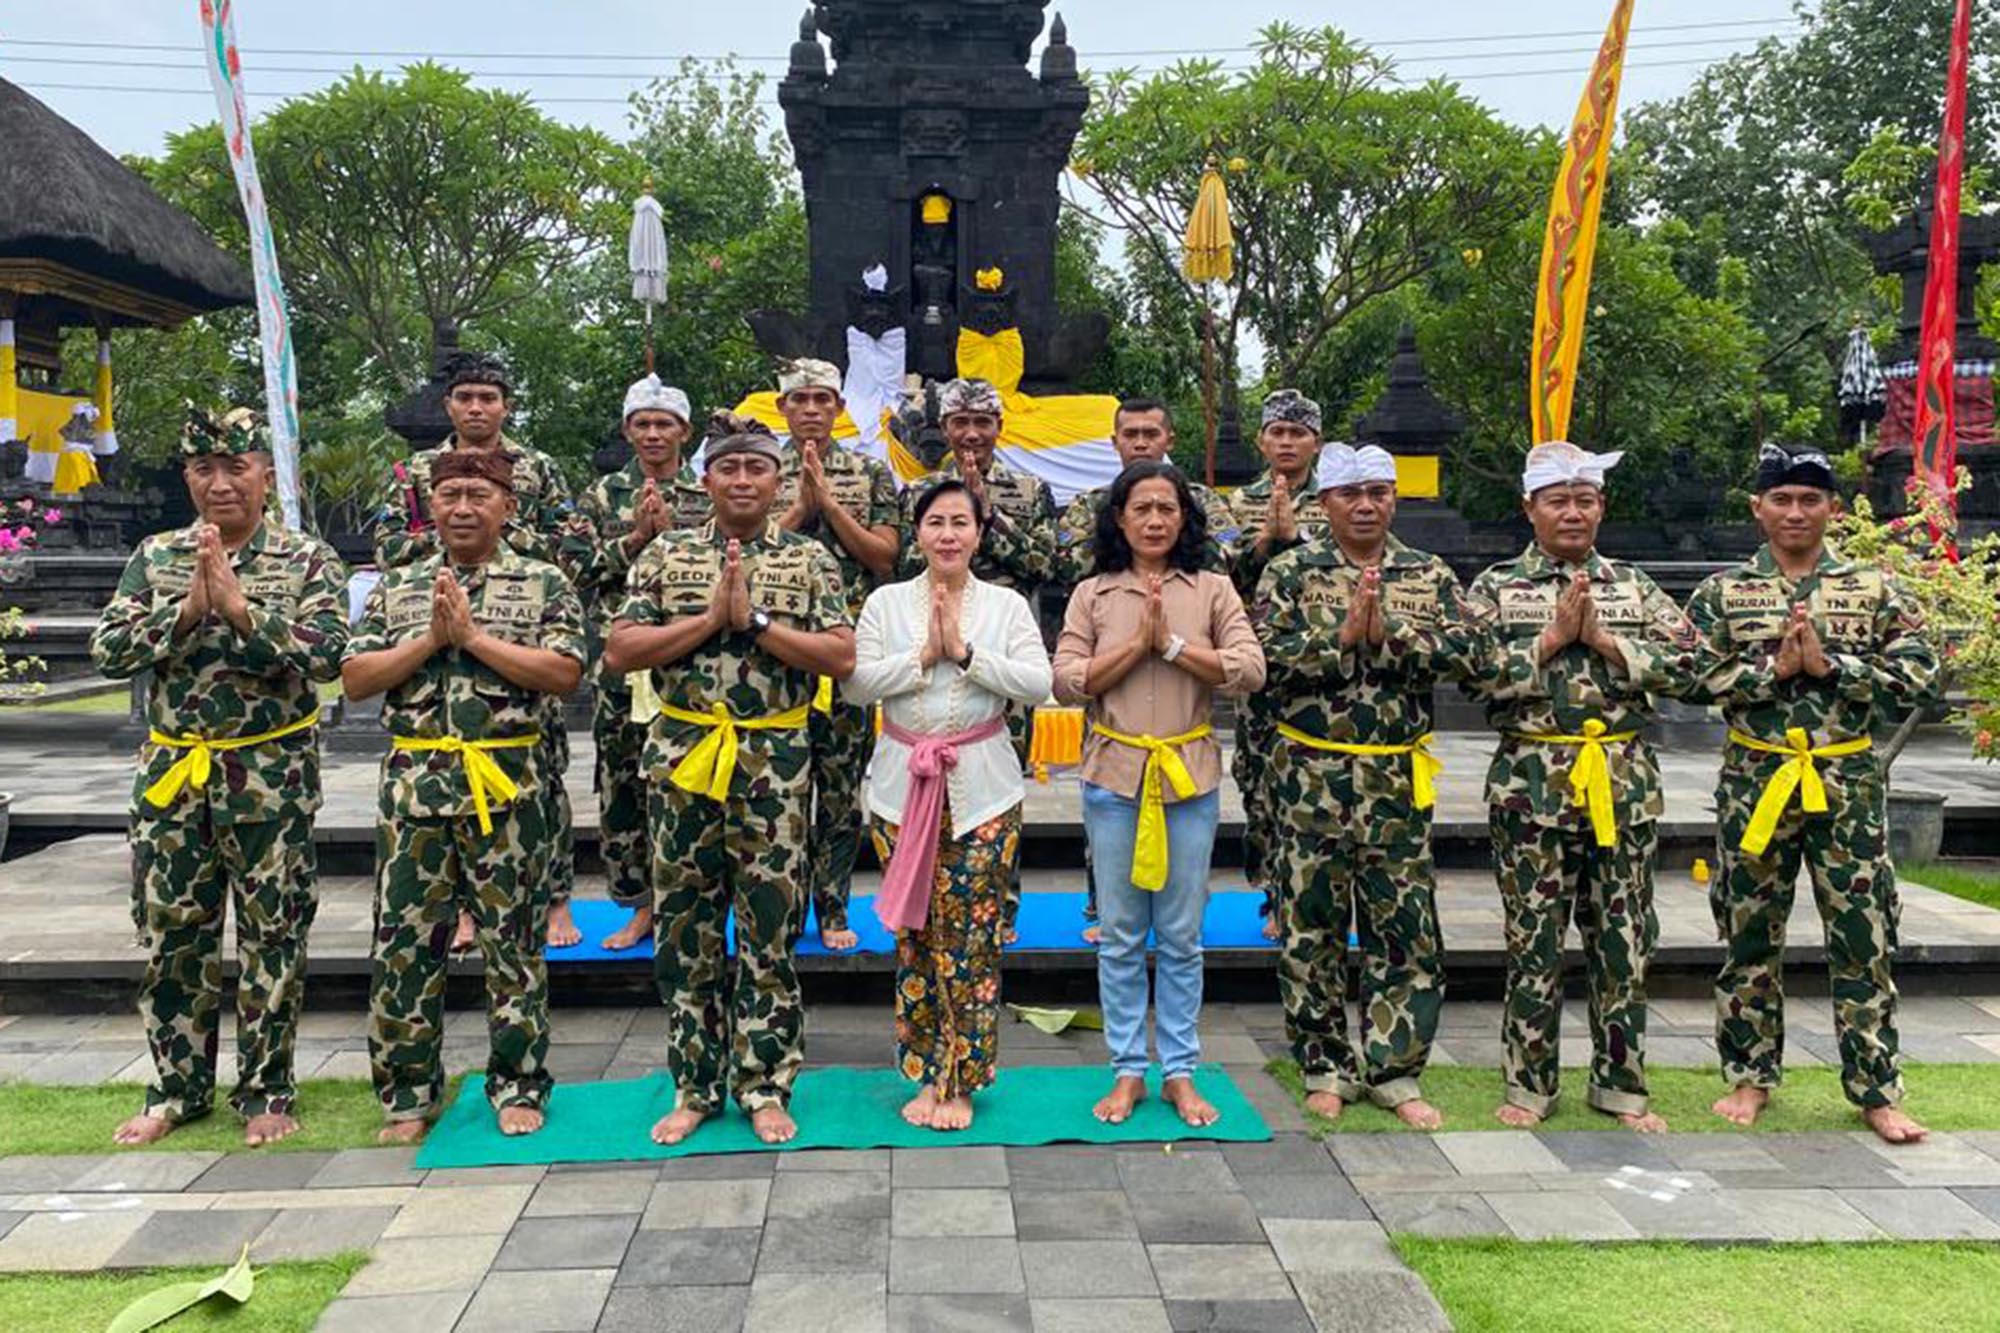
391, 733, 540, 835
630, 672, 834, 725
1276, 724, 1440, 811
1728, 728, 1873, 856
1512, 720, 1639, 849
1092, 722, 1214, 891
144, 713, 319, 809
658, 700, 812, 802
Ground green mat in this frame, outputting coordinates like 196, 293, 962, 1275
414, 1064, 1270, 1168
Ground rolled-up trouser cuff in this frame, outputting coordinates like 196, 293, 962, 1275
1587, 1084, 1649, 1117
1504, 1083, 1559, 1118
1366, 1076, 1423, 1110
1301, 1068, 1365, 1103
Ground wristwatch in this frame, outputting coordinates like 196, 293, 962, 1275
748, 607, 773, 636
1162, 633, 1188, 663
956, 643, 975, 670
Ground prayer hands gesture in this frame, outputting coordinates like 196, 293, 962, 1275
432, 570, 477, 649
1268, 475, 1298, 545
1137, 574, 1170, 655
1539, 572, 1593, 662
179, 524, 250, 634
921, 581, 967, 669
957, 450, 988, 504
631, 480, 672, 545
1340, 566, 1387, 648
707, 540, 753, 632
1773, 604, 1832, 681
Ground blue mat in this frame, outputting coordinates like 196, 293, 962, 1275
548, 889, 1279, 963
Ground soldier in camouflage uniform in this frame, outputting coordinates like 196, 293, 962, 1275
1461, 442, 1701, 1130
1255, 444, 1470, 1128
1687, 444, 1937, 1144
366, 352, 588, 950
1229, 391, 1333, 938
605, 428, 855, 1147
344, 449, 585, 1142
1055, 398, 1238, 588
901, 378, 1058, 938
90, 406, 349, 1147
764, 360, 901, 951
564, 374, 710, 952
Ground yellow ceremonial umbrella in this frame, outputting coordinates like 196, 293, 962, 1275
1182, 163, 1235, 484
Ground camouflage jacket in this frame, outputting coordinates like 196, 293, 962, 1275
1461, 543, 1701, 828
367, 434, 580, 570
1228, 470, 1329, 602
349, 548, 585, 819
619, 519, 850, 784
1254, 535, 1474, 743
746, 440, 900, 620
90, 521, 350, 825
1686, 544, 1938, 796
563, 459, 710, 690
900, 453, 1057, 594
1055, 477, 1238, 587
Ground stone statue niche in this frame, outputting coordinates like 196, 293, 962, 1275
748, 2, 1108, 392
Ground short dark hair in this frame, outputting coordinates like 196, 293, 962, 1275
1093, 461, 1207, 575
1114, 397, 1174, 431
911, 478, 988, 531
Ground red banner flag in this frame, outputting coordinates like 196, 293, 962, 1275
1913, 0, 1977, 516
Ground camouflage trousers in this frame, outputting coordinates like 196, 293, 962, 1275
810, 699, 876, 934
541, 721, 577, 910
130, 809, 318, 1123
592, 686, 652, 909
1269, 749, 1444, 1108
1003, 701, 1032, 931
1491, 806, 1659, 1118
650, 749, 811, 1114
368, 797, 553, 1122
1233, 710, 1277, 899
1712, 763, 1903, 1108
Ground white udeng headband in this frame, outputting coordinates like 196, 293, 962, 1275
1316, 442, 1397, 491
1522, 440, 1623, 495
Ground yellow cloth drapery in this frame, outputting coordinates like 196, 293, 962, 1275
1276, 725, 1442, 811
1091, 722, 1214, 892
1513, 720, 1639, 848
1728, 728, 1873, 856
391, 734, 540, 836
144, 714, 320, 809
657, 699, 812, 802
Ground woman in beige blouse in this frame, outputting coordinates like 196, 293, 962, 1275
845, 481, 1053, 1132
1055, 461, 1266, 1128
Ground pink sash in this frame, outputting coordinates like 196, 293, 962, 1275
874, 713, 1008, 933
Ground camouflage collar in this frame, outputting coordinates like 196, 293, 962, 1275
936, 452, 1010, 484
443, 542, 525, 581
697, 518, 785, 550
1516, 541, 1613, 582
443, 433, 524, 462
1244, 466, 1316, 498
169, 518, 272, 557
1746, 542, 1850, 580
1305, 533, 1427, 570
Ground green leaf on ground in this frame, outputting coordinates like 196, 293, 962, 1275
104, 1246, 253, 1333
1007, 1004, 1105, 1034
0, 1079, 460, 1156
0, 1255, 363, 1333
1395, 1239, 2000, 1333
1266, 1059, 2000, 1135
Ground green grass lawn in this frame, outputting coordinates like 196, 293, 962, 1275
1905, 861, 2000, 911
0, 1254, 367, 1333
1, 688, 127, 715
0, 1078, 462, 1156
1396, 1238, 2000, 1333
1268, 1059, 2000, 1135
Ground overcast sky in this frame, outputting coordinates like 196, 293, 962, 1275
5, 0, 1803, 159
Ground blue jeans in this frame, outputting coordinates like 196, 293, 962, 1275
1082, 782, 1221, 1081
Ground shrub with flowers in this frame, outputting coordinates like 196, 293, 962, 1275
0, 499, 62, 700
1831, 472, 2000, 767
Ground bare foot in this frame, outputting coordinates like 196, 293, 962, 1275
930, 1094, 973, 1132
1082, 924, 1101, 945
1163, 1077, 1220, 1128
1617, 1110, 1669, 1133
1093, 1075, 1148, 1124
377, 1119, 429, 1146
751, 1105, 798, 1144
819, 925, 860, 951
1304, 1091, 1345, 1122
1863, 1105, 1929, 1144
1393, 1098, 1444, 1130
901, 1088, 939, 1128
651, 1106, 707, 1146
451, 910, 476, 953
546, 902, 582, 950
1262, 915, 1281, 942
1494, 1102, 1543, 1128
1712, 1085, 1769, 1127
1004, 927, 1019, 946
243, 1112, 300, 1147
498, 1105, 545, 1136
113, 1113, 176, 1146
601, 905, 653, 951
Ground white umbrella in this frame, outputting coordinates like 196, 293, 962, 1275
629, 186, 668, 373
1838, 326, 1887, 443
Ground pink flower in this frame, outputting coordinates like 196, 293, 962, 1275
41, 509, 61, 524
0, 530, 17, 553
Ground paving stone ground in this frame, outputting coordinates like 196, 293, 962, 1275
7, 1000, 2000, 1330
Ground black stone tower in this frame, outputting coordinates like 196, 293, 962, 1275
750, 3, 1104, 388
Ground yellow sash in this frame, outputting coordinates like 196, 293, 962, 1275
391, 733, 540, 835
1276, 724, 1441, 811
144, 713, 320, 808
659, 700, 812, 802
1513, 720, 1639, 849
1092, 722, 1214, 891
1729, 728, 1873, 856
629, 672, 832, 726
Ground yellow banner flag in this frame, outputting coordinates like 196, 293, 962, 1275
1531, 0, 1636, 444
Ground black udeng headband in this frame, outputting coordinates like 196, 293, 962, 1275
1754, 442, 1837, 493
